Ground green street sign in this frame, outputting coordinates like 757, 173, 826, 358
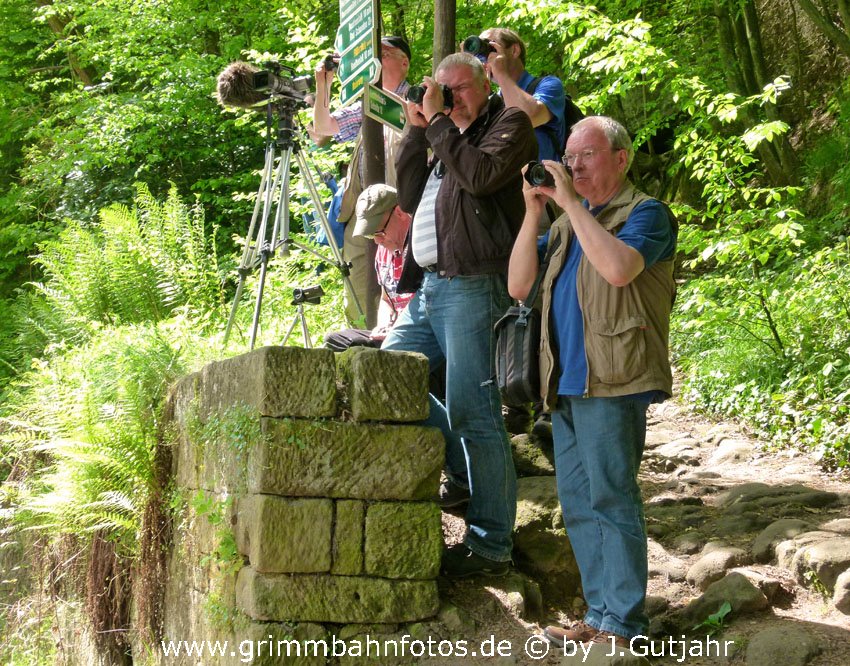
337, 31, 374, 81
363, 84, 406, 133
339, 0, 366, 23
339, 62, 378, 106
335, 0, 377, 107
335, 0, 373, 52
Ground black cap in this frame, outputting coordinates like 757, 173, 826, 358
382, 35, 411, 61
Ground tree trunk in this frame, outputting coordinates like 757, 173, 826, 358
795, 0, 850, 60
433, 0, 456, 74
35, 0, 99, 86
714, 0, 797, 185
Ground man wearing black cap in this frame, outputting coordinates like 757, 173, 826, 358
313, 36, 412, 329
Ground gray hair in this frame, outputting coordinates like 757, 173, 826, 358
436, 52, 486, 86
571, 116, 635, 170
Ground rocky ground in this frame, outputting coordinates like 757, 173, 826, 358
425, 399, 850, 666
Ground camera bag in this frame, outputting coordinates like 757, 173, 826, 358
494, 235, 561, 407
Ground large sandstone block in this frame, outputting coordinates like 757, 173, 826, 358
235, 495, 333, 573
236, 568, 439, 623
333, 500, 365, 575
251, 419, 443, 500
336, 347, 429, 422
364, 502, 441, 579
182, 345, 338, 420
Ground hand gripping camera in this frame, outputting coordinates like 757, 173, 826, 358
462, 35, 494, 60
406, 84, 454, 110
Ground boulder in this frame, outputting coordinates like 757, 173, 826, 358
744, 625, 822, 666
686, 547, 750, 591
752, 518, 814, 563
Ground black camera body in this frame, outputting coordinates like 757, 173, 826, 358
524, 161, 554, 188
462, 35, 494, 59
406, 84, 454, 110
252, 66, 314, 102
323, 54, 339, 72
291, 285, 324, 305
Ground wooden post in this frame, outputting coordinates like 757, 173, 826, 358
361, 0, 385, 186
433, 0, 457, 74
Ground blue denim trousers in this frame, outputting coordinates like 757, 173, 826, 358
382, 272, 516, 562
551, 395, 650, 638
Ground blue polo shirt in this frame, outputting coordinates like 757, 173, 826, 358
546, 199, 675, 397
516, 70, 567, 162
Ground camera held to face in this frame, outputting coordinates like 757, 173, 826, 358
524, 161, 554, 188
462, 35, 494, 60
406, 84, 454, 110
323, 54, 339, 72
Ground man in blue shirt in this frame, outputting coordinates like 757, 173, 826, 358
478, 28, 567, 162
508, 116, 676, 651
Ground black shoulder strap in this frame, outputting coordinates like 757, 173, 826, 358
522, 234, 563, 306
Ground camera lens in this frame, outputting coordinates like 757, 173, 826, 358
461, 36, 493, 59
524, 161, 554, 188
406, 85, 426, 104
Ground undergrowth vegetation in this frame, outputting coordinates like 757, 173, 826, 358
2, 0, 850, 662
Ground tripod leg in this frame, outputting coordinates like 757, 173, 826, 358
294, 149, 364, 319
281, 312, 300, 347
224, 140, 278, 346
299, 304, 312, 348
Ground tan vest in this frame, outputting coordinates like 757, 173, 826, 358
539, 183, 676, 411
338, 125, 403, 224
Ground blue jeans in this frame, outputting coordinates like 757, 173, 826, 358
382, 272, 516, 562
551, 395, 649, 638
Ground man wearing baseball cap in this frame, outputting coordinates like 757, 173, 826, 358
324, 184, 413, 350
312, 36, 413, 331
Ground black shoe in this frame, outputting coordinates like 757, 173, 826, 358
438, 479, 470, 509
503, 404, 532, 435
440, 544, 510, 578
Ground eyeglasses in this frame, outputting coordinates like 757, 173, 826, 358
563, 148, 618, 166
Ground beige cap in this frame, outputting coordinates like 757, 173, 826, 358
352, 184, 398, 238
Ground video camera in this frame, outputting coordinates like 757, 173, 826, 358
217, 61, 314, 109
291, 285, 324, 306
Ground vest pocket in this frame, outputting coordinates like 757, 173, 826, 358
586, 316, 647, 384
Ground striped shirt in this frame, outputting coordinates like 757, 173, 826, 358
411, 164, 442, 267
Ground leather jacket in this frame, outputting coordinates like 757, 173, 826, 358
394, 95, 537, 292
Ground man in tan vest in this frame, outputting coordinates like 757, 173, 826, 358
509, 116, 677, 650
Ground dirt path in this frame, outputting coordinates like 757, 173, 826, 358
429, 399, 850, 666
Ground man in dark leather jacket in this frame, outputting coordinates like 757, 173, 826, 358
382, 52, 537, 577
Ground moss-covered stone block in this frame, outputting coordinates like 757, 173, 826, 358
333, 500, 364, 575
336, 347, 429, 422
236, 495, 333, 573
251, 419, 444, 500
197, 345, 337, 419
364, 503, 441, 579
237, 621, 328, 666
236, 568, 439, 623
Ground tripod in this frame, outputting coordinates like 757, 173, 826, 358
223, 96, 362, 349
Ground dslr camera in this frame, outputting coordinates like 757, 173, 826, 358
406, 84, 454, 110
462, 35, 494, 60
322, 54, 340, 72
524, 161, 554, 188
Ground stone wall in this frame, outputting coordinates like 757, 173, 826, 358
152, 345, 444, 665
